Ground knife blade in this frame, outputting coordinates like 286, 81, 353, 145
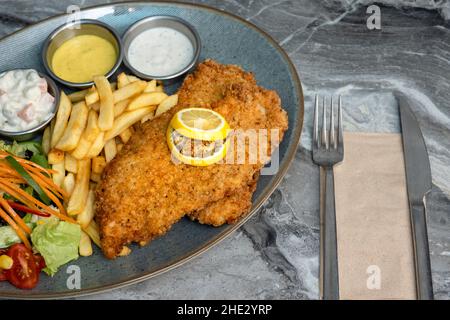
397, 93, 434, 300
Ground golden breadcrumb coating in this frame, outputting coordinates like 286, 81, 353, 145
95, 60, 288, 258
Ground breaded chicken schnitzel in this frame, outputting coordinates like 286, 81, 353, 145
95, 60, 288, 259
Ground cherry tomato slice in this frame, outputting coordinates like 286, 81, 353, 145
4, 244, 39, 289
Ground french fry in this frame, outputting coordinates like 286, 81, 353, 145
51, 91, 72, 148
128, 92, 168, 111
90, 172, 101, 183
144, 80, 157, 93
55, 101, 88, 151
62, 173, 75, 196
116, 142, 124, 152
92, 156, 106, 175
42, 126, 51, 155
119, 128, 133, 144
84, 80, 147, 106
48, 148, 64, 165
79, 230, 93, 257
104, 107, 154, 141
71, 110, 101, 160
77, 189, 95, 229
94, 76, 114, 131
117, 72, 130, 89
155, 94, 178, 117
50, 118, 56, 138
118, 246, 131, 257
84, 220, 101, 248
85, 89, 99, 106
65, 153, 78, 173
85, 82, 117, 106
155, 84, 164, 92
114, 99, 130, 118
85, 132, 105, 158
90, 102, 100, 112
104, 139, 117, 162
84, 85, 100, 106
112, 80, 147, 103
68, 88, 90, 103
67, 159, 90, 216
141, 113, 154, 124
71, 137, 93, 160
52, 162, 65, 187
84, 110, 101, 141
127, 75, 140, 83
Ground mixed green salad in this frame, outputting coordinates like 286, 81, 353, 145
0, 140, 81, 289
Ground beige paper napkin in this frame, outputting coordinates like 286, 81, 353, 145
333, 132, 416, 300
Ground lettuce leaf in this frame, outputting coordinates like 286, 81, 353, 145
31, 218, 81, 276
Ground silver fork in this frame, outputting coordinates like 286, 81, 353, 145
312, 95, 344, 300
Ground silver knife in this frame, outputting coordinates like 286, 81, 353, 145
397, 94, 434, 300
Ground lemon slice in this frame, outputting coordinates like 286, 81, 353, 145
166, 126, 229, 166
170, 108, 230, 141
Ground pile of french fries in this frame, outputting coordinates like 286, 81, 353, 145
41, 73, 178, 257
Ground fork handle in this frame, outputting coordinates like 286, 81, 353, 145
320, 166, 340, 300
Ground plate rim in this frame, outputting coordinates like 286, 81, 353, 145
0, 0, 304, 299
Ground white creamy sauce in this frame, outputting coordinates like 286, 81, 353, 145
0, 69, 54, 132
128, 27, 194, 76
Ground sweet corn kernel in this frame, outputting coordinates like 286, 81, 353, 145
0, 255, 13, 270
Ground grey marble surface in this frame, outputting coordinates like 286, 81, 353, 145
0, 0, 449, 300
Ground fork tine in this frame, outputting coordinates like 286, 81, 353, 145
338, 95, 343, 148
314, 94, 319, 148
322, 97, 328, 149
330, 96, 336, 149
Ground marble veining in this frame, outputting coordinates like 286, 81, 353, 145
0, 0, 449, 299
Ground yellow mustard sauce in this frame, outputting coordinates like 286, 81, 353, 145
51, 35, 117, 83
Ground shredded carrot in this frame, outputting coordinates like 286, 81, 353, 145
0, 166, 20, 177
0, 152, 55, 173
0, 180, 75, 224
0, 206, 31, 248
0, 177, 23, 184
0, 152, 78, 248
0, 153, 39, 167
0, 198, 32, 234
21, 163, 68, 199
0, 184, 36, 209
41, 186, 67, 216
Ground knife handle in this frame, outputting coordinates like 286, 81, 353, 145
320, 166, 340, 300
411, 204, 434, 300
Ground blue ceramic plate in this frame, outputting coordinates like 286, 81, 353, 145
0, 1, 303, 298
